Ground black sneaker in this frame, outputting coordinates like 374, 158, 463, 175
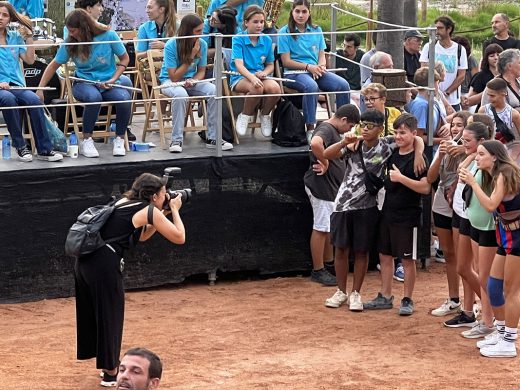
310, 268, 337, 286
37, 150, 63, 162
17, 145, 33, 162
126, 128, 137, 141
324, 261, 336, 276
100, 372, 117, 387
443, 311, 478, 328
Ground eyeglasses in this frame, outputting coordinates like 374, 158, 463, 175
365, 96, 382, 103
208, 16, 222, 25
360, 122, 381, 130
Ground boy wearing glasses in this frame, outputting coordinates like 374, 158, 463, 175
304, 104, 361, 286
323, 110, 426, 311
364, 113, 431, 316
361, 83, 401, 136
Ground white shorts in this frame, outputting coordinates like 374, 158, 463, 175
305, 186, 334, 232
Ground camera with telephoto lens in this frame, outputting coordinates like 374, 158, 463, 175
162, 167, 192, 210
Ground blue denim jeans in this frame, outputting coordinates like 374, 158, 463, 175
284, 72, 350, 125
161, 81, 217, 142
72, 75, 132, 136
0, 89, 53, 153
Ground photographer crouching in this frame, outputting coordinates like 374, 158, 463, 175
73, 171, 186, 387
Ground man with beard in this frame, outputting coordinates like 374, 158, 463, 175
116, 348, 162, 390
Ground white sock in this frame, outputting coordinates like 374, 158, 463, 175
504, 326, 517, 343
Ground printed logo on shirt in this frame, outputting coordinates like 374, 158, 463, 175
312, 45, 318, 53
436, 53, 456, 74
260, 55, 266, 64
96, 56, 107, 65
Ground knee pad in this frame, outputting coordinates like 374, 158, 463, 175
487, 276, 505, 307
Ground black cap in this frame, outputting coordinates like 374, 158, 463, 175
404, 30, 423, 40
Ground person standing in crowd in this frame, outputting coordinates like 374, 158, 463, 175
278, 0, 350, 138
483, 13, 520, 52
159, 14, 233, 153
205, 0, 263, 31
443, 122, 491, 328
38, 9, 132, 158
136, 0, 178, 57
451, 36, 478, 102
403, 30, 423, 83
464, 43, 503, 112
420, 15, 468, 112
363, 113, 430, 316
303, 104, 360, 286
117, 348, 163, 390
460, 140, 520, 358
231, 5, 280, 138
0, 2, 63, 162
479, 78, 520, 143
335, 33, 364, 92
8, 0, 43, 18
481, 49, 520, 113
360, 83, 401, 136
74, 173, 185, 386
428, 111, 470, 317
324, 110, 426, 311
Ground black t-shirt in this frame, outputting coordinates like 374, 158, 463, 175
404, 48, 421, 82
303, 123, 345, 201
382, 150, 429, 226
483, 36, 520, 52
335, 49, 364, 91
470, 69, 495, 111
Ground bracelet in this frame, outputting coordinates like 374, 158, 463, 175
305, 64, 309, 71
116, 64, 127, 69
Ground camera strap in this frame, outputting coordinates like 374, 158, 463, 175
147, 203, 154, 225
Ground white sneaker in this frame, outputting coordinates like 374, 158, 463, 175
169, 141, 182, 153
480, 338, 517, 358
477, 331, 500, 349
205, 139, 233, 151
461, 321, 495, 339
349, 290, 363, 311
325, 289, 348, 308
236, 113, 252, 136
112, 136, 126, 156
431, 299, 461, 317
81, 137, 99, 158
259, 114, 272, 137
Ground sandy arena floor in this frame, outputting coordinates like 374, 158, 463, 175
1, 262, 519, 389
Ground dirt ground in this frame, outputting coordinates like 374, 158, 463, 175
1, 263, 519, 389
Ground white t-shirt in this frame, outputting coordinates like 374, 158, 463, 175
420, 41, 468, 105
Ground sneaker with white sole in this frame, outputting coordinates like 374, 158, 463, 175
443, 311, 478, 328
259, 114, 272, 137
81, 137, 99, 158
431, 299, 461, 317
461, 321, 495, 339
393, 263, 404, 282
100, 371, 117, 387
399, 297, 414, 316
112, 136, 126, 156
37, 151, 63, 162
169, 141, 182, 153
480, 338, 517, 358
477, 331, 500, 349
205, 139, 233, 151
325, 288, 348, 308
16, 145, 33, 162
236, 113, 252, 136
349, 290, 363, 311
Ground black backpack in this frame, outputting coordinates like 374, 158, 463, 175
65, 199, 149, 258
271, 98, 307, 147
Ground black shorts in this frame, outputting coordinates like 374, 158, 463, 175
378, 217, 419, 260
452, 213, 471, 236
330, 207, 380, 251
470, 226, 498, 247
433, 212, 452, 230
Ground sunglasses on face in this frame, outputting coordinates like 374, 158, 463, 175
360, 122, 381, 130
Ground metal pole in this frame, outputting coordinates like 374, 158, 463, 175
330, 3, 337, 110
427, 26, 436, 148
215, 34, 223, 157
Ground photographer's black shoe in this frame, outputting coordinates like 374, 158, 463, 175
126, 128, 137, 141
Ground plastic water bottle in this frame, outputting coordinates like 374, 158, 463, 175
68, 131, 79, 158
109, 122, 116, 144
69, 131, 78, 146
2, 136, 10, 160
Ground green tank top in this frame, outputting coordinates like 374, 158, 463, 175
467, 169, 495, 231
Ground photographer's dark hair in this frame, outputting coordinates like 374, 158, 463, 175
124, 173, 164, 202
124, 347, 163, 379
335, 104, 360, 123
360, 109, 384, 125
215, 7, 237, 47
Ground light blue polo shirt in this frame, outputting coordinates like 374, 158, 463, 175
0, 30, 27, 86
55, 30, 127, 82
277, 24, 326, 67
10, 0, 44, 18
159, 38, 208, 83
230, 32, 274, 85
206, 0, 264, 30
201, 18, 217, 46
136, 20, 180, 52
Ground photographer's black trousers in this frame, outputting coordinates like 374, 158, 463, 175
74, 245, 124, 370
